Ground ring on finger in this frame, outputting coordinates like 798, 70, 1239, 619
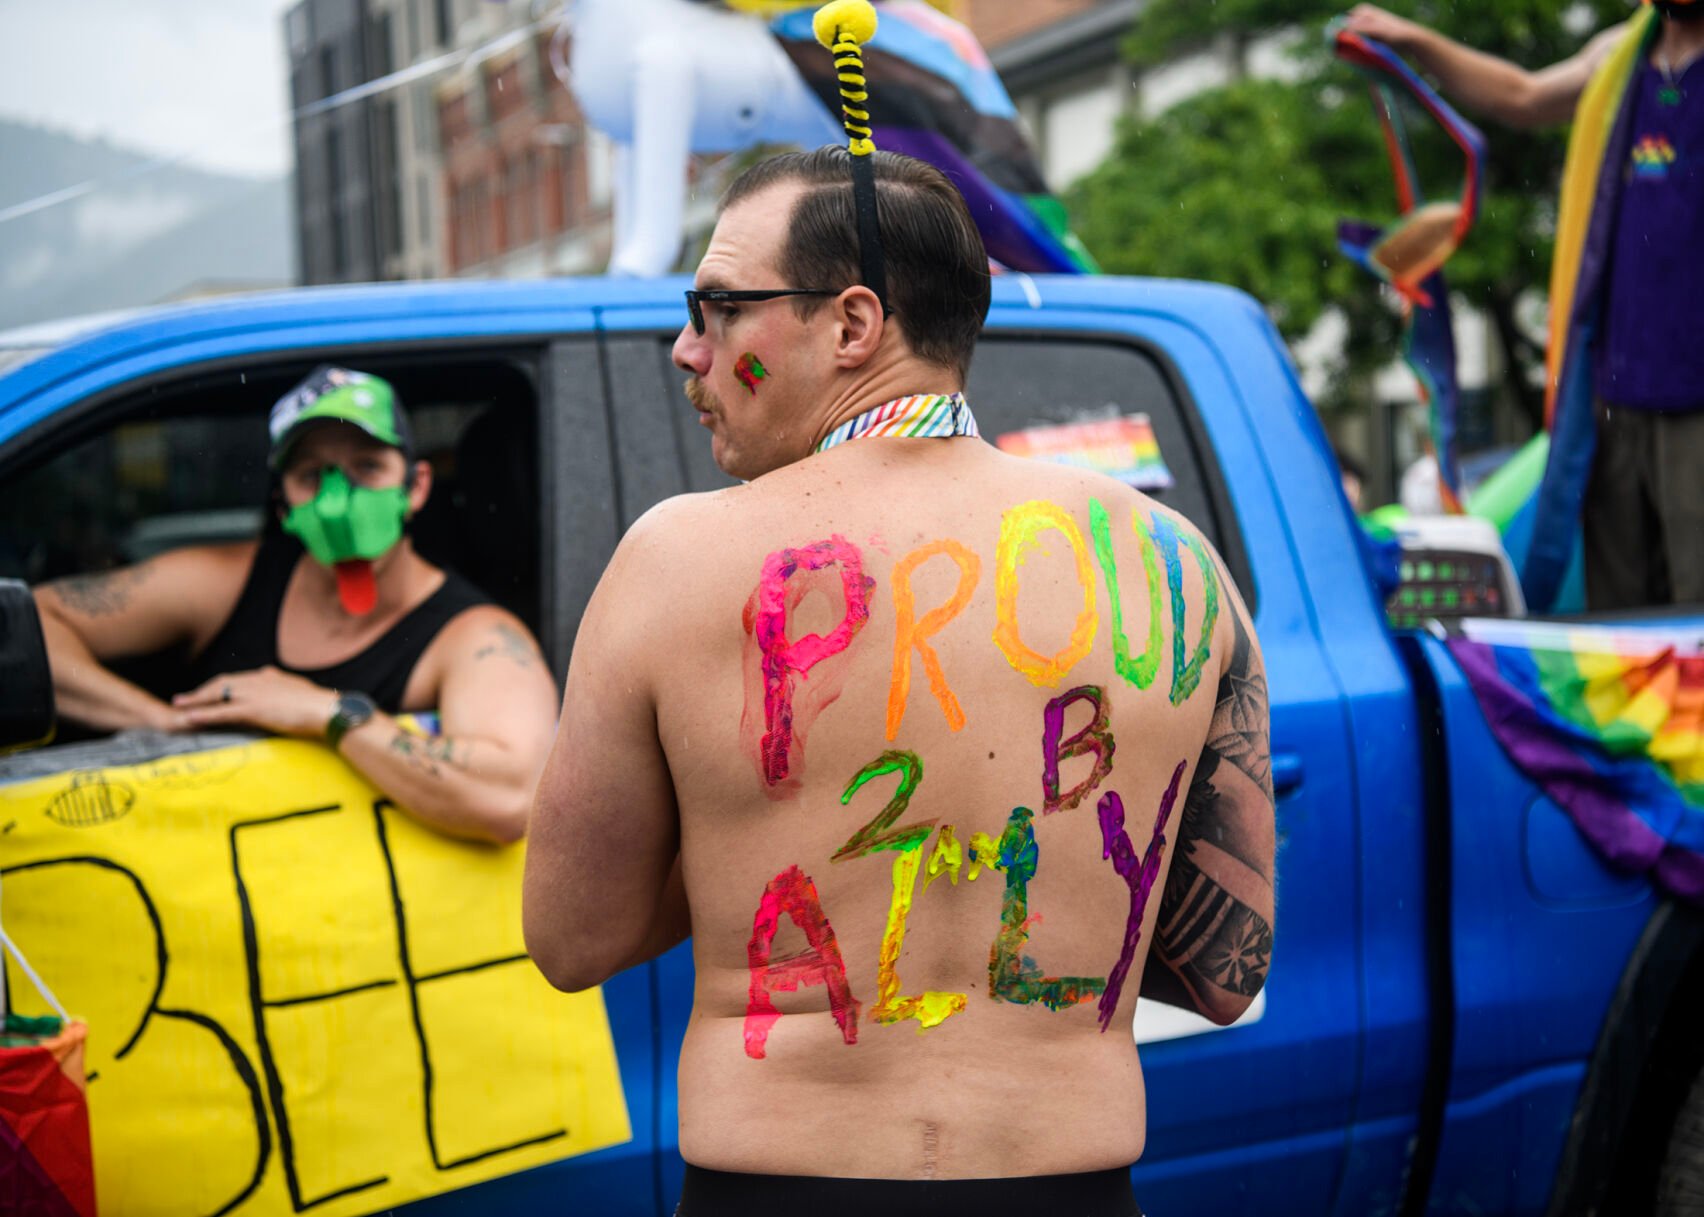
221, 684, 233, 703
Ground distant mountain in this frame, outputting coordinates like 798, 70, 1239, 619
0, 119, 294, 331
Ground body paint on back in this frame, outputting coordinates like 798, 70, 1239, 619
987, 805, 1107, 1010
745, 865, 861, 1059
740, 536, 875, 790
923, 824, 963, 892
734, 352, 768, 394
887, 539, 981, 740
993, 501, 1098, 688
874, 848, 968, 1030
1095, 760, 1186, 1032
832, 750, 935, 861
1089, 498, 1164, 690
1152, 515, 1221, 704
1041, 685, 1116, 816
835, 751, 965, 1030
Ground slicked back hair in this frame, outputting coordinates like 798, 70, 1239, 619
720, 147, 991, 381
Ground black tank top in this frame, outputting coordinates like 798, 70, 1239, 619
187, 529, 491, 712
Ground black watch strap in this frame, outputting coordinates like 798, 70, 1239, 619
326, 690, 377, 750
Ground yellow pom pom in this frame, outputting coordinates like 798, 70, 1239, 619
813, 0, 878, 49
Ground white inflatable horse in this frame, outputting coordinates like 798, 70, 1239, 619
571, 0, 844, 276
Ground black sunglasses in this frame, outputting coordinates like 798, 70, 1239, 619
685, 288, 837, 336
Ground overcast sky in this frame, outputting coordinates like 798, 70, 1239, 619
0, 0, 297, 179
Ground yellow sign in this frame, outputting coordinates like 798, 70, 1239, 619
0, 738, 630, 1216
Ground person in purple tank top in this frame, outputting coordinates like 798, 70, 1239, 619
1347, 1, 1704, 609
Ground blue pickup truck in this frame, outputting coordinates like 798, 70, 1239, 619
1, 274, 1699, 1217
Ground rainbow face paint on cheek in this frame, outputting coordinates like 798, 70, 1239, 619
1095, 761, 1185, 1032
1152, 515, 1221, 705
1042, 684, 1116, 816
986, 805, 1107, 1010
745, 865, 862, 1060
993, 500, 1099, 689
887, 539, 981, 740
740, 536, 875, 789
734, 351, 768, 395
1090, 497, 1164, 691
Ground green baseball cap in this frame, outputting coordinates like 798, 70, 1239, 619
269, 365, 413, 469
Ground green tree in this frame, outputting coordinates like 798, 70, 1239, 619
1068, 0, 1629, 422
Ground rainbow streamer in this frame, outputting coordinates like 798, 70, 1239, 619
1449, 620, 1704, 905
772, 1, 1097, 274
1333, 25, 1486, 515
1522, 7, 1659, 610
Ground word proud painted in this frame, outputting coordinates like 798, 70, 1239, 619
739, 498, 1218, 791
739, 496, 1215, 1057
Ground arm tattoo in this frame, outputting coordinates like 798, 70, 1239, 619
1158, 608, 1274, 1001
472, 622, 543, 669
50, 566, 149, 617
1155, 854, 1271, 997
1203, 607, 1272, 801
387, 732, 470, 780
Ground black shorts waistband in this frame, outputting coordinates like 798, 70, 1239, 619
676, 1163, 1141, 1217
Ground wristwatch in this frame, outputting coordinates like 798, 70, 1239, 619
325, 690, 377, 750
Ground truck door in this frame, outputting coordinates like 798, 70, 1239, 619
963, 315, 1381, 1217
0, 332, 668, 1217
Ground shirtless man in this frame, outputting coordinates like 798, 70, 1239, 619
524, 147, 1275, 1215
34, 367, 557, 843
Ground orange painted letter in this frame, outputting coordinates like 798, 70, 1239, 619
886, 540, 981, 739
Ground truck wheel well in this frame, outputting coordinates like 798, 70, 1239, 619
1548, 900, 1704, 1217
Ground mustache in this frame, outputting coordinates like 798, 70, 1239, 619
684, 377, 721, 414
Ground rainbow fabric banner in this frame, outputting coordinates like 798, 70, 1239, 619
1521, 7, 1658, 610
1448, 619, 1704, 904
0, 1018, 97, 1217
1332, 25, 1486, 514
771, 1, 1098, 274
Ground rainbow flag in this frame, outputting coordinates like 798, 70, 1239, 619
1332, 25, 1486, 514
0, 1017, 97, 1217
1448, 619, 1704, 904
1521, 7, 1658, 610
771, 1, 1098, 274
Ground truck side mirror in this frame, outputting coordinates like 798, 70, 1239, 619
0, 579, 55, 751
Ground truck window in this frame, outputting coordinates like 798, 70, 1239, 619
965, 336, 1242, 577
0, 352, 544, 636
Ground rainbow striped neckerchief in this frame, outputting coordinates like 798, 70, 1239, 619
814, 392, 980, 453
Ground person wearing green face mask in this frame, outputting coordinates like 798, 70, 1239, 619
32, 366, 559, 844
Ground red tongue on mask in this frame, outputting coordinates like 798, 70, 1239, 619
335, 561, 378, 616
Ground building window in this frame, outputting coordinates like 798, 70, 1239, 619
326, 124, 348, 278
435, 0, 453, 46
413, 83, 436, 153
319, 44, 337, 101
585, 128, 612, 212
287, 5, 311, 55
405, 0, 421, 63
371, 12, 394, 80
419, 174, 435, 251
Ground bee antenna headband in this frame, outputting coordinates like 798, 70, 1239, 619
813, 1, 890, 314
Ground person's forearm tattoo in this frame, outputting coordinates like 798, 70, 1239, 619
51, 566, 150, 617
1156, 608, 1274, 1003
